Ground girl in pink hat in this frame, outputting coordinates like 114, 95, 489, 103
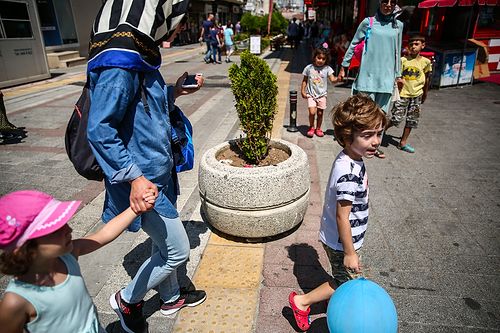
0, 190, 155, 333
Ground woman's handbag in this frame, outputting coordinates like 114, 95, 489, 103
352, 17, 374, 63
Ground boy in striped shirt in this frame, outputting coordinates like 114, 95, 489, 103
289, 95, 387, 331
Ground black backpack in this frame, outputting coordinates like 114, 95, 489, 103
65, 80, 104, 181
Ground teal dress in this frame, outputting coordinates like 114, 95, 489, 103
342, 14, 403, 113
5, 254, 105, 333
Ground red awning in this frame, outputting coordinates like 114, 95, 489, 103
418, 0, 498, 7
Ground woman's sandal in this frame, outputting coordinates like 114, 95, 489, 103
374, 148, 386, 159
288, 292, 311, 331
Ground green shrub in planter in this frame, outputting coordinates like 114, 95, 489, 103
228, 50, 278, 164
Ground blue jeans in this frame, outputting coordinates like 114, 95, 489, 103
121, 211, 190, 303
211, 44, 219, 63
203, 40, 212, 62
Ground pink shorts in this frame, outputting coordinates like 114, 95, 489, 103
307, 96, 327, 110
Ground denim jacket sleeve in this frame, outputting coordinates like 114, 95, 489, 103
87, 68, 143, 184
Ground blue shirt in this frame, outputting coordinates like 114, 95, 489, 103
203, 20, 213, 39
224, 28, 234, 46
87, 68, 178, 231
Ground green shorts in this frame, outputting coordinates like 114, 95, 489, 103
322, 243, 363, 287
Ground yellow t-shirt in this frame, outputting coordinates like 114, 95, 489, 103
400, 55, 432, 98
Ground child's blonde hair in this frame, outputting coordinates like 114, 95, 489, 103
332, 95, 387, 147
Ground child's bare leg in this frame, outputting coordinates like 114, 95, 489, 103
400, 126, 412, 146
294, 281, 335, 311
308, 107, 317, 128
316, 109, 324, 129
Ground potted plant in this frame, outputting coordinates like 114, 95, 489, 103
198, 51, 310, 238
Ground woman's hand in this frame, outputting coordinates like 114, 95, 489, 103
174, 72, 204, 99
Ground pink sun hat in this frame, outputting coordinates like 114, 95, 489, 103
0, 190, 81, 251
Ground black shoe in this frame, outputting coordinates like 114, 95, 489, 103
109, 291, 145, 333
160, 290, 207, 316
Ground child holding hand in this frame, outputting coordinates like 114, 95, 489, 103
301, 43, 337, 138
0, 189, 155, 333
289, 95, 386, 331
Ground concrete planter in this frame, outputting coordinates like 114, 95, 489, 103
198, 139, 310, 238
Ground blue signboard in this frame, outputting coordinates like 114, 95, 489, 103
439, 51, 476, 87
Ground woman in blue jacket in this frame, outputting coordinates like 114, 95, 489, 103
87, 2, 206, 332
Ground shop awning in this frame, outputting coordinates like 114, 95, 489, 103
418, 0, 498, 8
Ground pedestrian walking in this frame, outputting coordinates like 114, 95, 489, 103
86, 2, 207, 332
301, 44, 338, 138
387, 35, 432, 153
338, 0, 403, 158
0, 189, 155, 333
235, 21, 241, 35
209, 24, 222, 64
288, 95, 386, 331
287, 18, 299, 49
200, 13, 214, 63
224, 22, 235, 63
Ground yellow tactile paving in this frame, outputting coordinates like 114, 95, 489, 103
208, 232, 263, 248
271, 61, 290, 140
3, 73, 86, 98
172, 50, 290, 333
173, 287, 258, 333
193, 244, 263, 289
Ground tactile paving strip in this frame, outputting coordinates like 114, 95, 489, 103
193, 244, 264, 289
173, 287, 258, 333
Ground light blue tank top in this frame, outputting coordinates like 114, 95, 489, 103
5, 254, 105, 333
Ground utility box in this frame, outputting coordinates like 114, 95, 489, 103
0, 0, 50, 88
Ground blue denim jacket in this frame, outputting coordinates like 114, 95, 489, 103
87, 68, 178, 231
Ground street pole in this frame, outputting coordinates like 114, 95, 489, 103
267, 0, 274, 36
287, 91, 299, 132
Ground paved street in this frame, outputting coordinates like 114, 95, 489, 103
0, 42, 499, 332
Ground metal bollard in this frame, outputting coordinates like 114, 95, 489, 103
287, 90, 299, 132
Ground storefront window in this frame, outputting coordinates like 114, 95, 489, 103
0, 0, 33, 39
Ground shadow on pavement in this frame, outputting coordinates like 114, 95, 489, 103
282, 243, 331, 331
381, 133, 400, 148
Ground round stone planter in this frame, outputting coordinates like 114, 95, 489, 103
198, 139, 310, 238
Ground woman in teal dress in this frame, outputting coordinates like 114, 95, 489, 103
339, 0, 403, 158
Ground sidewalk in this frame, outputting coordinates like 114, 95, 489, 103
1, 41, 499, 333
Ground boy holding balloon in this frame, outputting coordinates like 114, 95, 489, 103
289, 95, 387, 331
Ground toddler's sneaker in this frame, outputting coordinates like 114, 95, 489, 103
306, 127, 315, 138
315, 128, 324, 137
160, 289, 207, 316
109, 290, 145, 333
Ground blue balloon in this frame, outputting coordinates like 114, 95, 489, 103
326, 278, 398, 333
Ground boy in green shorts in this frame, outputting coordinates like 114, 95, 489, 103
387, 35, 432, 153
